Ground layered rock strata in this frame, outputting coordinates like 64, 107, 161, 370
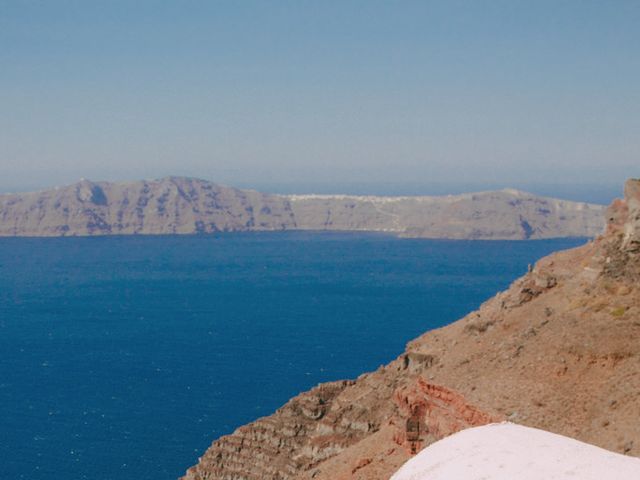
285, 189, 605, 239
0, 177, 605, 239
182, 179, 640, 480
0, 177, 295, 236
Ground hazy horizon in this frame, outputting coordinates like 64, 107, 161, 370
0, 174, 624, 206
1, 2, 638, 200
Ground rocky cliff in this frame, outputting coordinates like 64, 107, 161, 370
0, 177, 295, 236
285, 189, 605, 239
0, 177, 605, 239
182, 179, 640, 480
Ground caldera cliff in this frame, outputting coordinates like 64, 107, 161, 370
0, 177, 605, 239
182, 179, 640, 480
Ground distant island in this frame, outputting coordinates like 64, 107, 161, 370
0, 176, 605, 239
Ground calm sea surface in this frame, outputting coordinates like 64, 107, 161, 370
0, 232, 586, 479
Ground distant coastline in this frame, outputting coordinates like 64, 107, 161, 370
0, 176, 606, 240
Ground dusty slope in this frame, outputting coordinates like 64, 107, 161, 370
0, 177, 605, 239
181, 179, 640, 480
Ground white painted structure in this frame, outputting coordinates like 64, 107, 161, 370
391, 422, 640, 480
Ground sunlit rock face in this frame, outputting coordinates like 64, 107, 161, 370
606, 179, 640, 248
0, 177, 297, 236
390, 423, 640, 480
284, 188, 606, 239
0, 177, 606, 238
621, 179, 640, 252
602, 178, 640, 281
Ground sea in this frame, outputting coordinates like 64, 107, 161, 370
0, 232, 586, 480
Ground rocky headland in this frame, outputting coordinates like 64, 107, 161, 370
181, 179, 640, 480
0, 177, 605, 239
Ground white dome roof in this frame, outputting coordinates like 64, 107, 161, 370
391, 422, 640, 480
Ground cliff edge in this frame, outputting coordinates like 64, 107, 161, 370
0, 177, 295, 236
0, 177, 605, 239
181, 179, 640, 480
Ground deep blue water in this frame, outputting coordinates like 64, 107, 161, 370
0, 232, 586, 480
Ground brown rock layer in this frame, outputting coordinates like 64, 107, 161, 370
182, 179, 640, 480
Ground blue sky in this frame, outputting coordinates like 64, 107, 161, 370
0, 1, 638, 199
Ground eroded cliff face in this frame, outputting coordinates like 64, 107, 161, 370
182, 179, 640, 480
0, 177, 606, 239
285, 189, 606, 240
0, 177, 296, 236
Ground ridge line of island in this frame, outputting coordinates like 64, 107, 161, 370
0, 176, 606, 239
